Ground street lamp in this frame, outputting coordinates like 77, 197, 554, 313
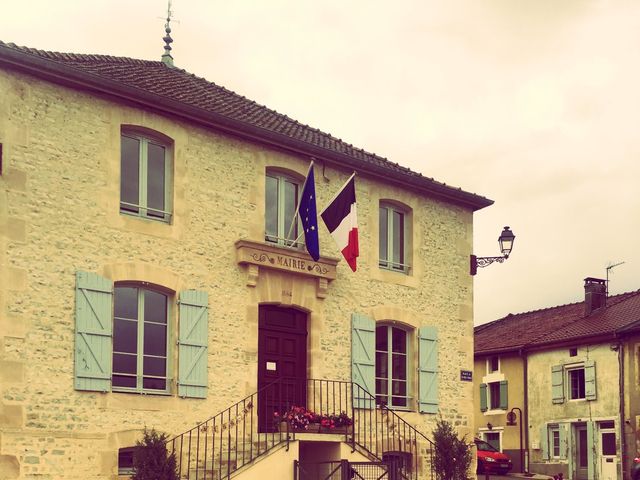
506, 407, 525, 473
470, 226, 516, 276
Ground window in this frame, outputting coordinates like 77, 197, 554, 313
488, 356, 499, 373
569, 347, 578, 357
75, 271, 209, 398
376, 325, 409, 408
118, 447, 135, 475
489, 382, 501, 409
379, 203, 409, 273
483, 432, 501, 452
551, 361, 596, 403
548, 425, 560, 458
265, 171, 301, 247
568, 367, 586, 400
112, 285, 169, 393
120, 131, 172, 222
480, 380, 508, 411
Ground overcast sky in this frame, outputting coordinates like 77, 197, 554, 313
3, 0, 638, 325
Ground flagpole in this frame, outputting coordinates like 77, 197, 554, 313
284, 160, 314, 246
318, 171, 356, 216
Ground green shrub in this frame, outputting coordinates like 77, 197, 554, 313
132, 428, 178, 480
433, 417, 473, 480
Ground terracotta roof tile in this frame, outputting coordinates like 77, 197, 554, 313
0, 41, 492, 210
475, 290, 640, 355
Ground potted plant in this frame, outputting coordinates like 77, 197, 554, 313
319, 411, 353, 433
274, 406, 321, 432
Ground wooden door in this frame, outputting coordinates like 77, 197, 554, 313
257, 305, 307, 432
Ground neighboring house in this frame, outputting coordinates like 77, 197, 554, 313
475, 278, 640, 480
0, 40, 493, 480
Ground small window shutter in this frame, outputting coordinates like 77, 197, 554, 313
586, 421, 595, 479
351, 313, 376, 409
585, 360, 596, 400
559, 424, 568, 459
499, 380, 508, 410
178, 290, 209, 398
552, 365, 565, 404
75, 271, 113, 392
540, 425, 549, 461
418, 326, 438, 414
480, 383, 488, 412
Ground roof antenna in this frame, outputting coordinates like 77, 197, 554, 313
605, 260, 625, 296
161, 0, 174, 67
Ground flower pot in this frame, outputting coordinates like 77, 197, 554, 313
321, 425, 353, 434
279, 421, 321, 433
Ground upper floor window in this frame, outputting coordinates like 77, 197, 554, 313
265, 171, 301, 247
379, 203, 409, 273
376, 325, 410, 408
488, 356, 500, 373
113, 285, 169, 393
568, 367, 586, 400
480, 380, 508, 411
120, 131, 172, 222
551, 361, 596, 404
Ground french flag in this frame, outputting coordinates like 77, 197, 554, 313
321, 174, 359, 272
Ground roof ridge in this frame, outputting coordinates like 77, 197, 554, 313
475, 288, 640, 332
2, 41, 161, 66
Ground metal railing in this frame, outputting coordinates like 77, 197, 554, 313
166, 378, 434, 480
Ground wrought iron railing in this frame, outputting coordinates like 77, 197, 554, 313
166, 378, 434, 480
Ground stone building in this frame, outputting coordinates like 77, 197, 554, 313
474, 278, 640, 480
0, 39, 492, 479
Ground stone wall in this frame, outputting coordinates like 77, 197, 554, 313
0, 67, 477, 479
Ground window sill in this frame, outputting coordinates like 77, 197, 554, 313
112, 388, 172, 396
483, 409, 507, 416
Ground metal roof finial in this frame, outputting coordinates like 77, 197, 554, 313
161, 0, 174, 67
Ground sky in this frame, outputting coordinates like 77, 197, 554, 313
2, 0, 639, 325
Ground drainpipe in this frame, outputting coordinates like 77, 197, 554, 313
520, 347, 530, 473
618, 340, 626, 480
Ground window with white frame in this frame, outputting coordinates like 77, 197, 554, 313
480, 380, 508, 411
482, 431, 501, 451
548, 425, 561, 458
379, 203, 409, 273
568, 367, 586, 400
120, 131, 172, 222
265, 171, 301, 247
488, 356, 499, 373
375, 325, 410, 408
551, 361, 596, 403
112, 285, 169, 393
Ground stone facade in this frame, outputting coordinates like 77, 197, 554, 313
527, 344, 621, 480
0, 65, 479, 479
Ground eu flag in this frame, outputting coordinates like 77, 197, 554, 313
299, 164, 320, 261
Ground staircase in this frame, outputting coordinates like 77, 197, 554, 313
166, 379, 435, 480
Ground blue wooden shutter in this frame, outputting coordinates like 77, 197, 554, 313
75, 271, 113, 392
178, 290, 209, 398
351, 313, 376, 409
418, 326, 438, 414
559, 424, 568, 459
480, 383, 488, 412
584, 360, 596, 400
551, 365, 564, 404
540, 424, 549, 460
499, 380, 508, 410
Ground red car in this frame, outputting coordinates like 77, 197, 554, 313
475, 438, 513, 475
